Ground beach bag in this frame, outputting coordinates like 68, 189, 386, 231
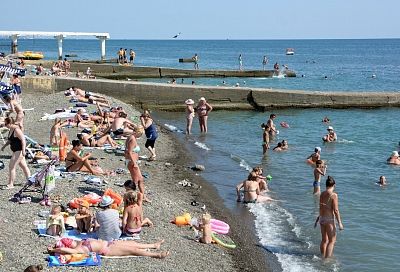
44, 165, 56, 194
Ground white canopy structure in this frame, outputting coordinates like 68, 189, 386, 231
0, 31, 110, 60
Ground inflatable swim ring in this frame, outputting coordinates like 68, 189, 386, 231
210, 219, 230, 234
280, 122, 289, 128
211, 233, 236, 249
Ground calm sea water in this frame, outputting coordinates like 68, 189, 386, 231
3, 39, 399, 271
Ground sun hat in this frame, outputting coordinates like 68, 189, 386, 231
185, 99, 194, 105
199, 97, 206, 101
99, 195, 114, 207
78, 199, 90, 208
327, 126, 334, 131
392, 151, 399, 157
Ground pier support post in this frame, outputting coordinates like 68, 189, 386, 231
55, 35, 64, 60
10, 35, 18, 54
97, 36, 107, 60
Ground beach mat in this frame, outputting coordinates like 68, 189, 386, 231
36, 221, 140, 240
48, 253, 101, 267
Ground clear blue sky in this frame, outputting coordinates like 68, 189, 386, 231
2, 0, 399, 39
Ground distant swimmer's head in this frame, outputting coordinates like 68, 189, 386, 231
372, 74, 376, 78
270, 114, 276, 119
315, 147, 321, 153
326, 176, 336, 188
391, 151, 399, 157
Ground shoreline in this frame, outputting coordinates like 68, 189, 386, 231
0, 89, 273, 271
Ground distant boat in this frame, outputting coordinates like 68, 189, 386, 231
286, 48, 294, 55
20, 51, 44, 60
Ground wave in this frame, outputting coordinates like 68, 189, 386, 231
164, 123, 184, 133
337, 139, 354, 143
194, 141, 211, 151
250, 203, 321, 272
230, 154, 252, 172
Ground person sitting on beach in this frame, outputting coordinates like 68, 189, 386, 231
24, 264, 43, 272
266, 114, 277, 136
236, 172, 273, 203
387, 151, 400, 165
272, 142, 284, 152
191, 213, 212, 244
36, 63, 44, 75
46, 204, 66, 236
313, 160, 327, 195
307, 147, 321, 164
77, 131, 117, 148
2, 94, 24, 129
196, 97, 213, 133
52, 62, 62, 76
65, 140, 103, 175
323, 126, 337, 142
94, 195, 121, 241
75, 200, 94, 233
377, 175, 387, 186
261, 123, 270, 154
253, 166, 269, 192
122, 191, 153, 236
111, 111, 136, 137
72, 109, 96, 128
47, 237, 169, 258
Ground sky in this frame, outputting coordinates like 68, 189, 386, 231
1, 0, 399, 40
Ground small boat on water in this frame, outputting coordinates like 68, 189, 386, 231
286, 48, 295, 55
179, 58, 195, 63
21, 51, 44, 60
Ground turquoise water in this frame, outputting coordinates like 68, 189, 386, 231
156, 109, 399, 272
3, 39, 400, 271
2, 38, 400, 91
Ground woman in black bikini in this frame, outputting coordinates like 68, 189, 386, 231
1, 117, 31, 189
65, 140, 102, 175
317, 176, 344, 258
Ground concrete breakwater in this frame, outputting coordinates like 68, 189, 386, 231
22, 76, 400, 111
25, 60, 296, 79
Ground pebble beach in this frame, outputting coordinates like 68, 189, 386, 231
0, 89, 270, 272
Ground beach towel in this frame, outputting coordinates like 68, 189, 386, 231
36, 221, 140, 240
40, 111, 76, 121
48, 252, 101, 267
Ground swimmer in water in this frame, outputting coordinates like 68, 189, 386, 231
323, 126, 337, 142
261, 123, 270, 154
377, 176, 387, 186
322, 116, 330, 123
313, 160, 327, 195
387, 151, 400, 165
307, 147, 321, 164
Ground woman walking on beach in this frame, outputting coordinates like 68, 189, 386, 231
140, 110, 158, 161
185, 99, 195, 134
317, 176, 344, 258
1, 117, 31, 189
125, 126, 151, 202
196, 97, 212, 133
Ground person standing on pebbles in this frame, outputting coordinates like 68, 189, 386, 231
140, 110, 158, 161
1, 117, 31, 189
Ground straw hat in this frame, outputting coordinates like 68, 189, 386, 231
185, 99, 194, 105
392, 151, 399, 157
99, 195, 114, 207
327, 126, 334, 131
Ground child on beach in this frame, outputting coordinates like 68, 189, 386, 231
261, 123, 270, 154
122, 191, 153, 236
313, 160, 327, 194
192, 213, 212, 244
75, 200, 93, 233
46, 204, 66, 236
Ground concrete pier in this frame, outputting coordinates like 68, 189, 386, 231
21, 76, 400, 111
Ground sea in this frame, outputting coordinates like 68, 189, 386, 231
2, 38, 399, 272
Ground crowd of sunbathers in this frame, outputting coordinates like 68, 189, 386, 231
1, 85, 169, 267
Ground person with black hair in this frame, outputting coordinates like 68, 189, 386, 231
65, 140, 102, 175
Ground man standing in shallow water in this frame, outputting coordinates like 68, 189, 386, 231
266, 114, 277, 136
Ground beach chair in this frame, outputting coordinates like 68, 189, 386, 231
13, 158, 58, 202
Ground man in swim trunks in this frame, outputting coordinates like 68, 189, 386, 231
266, 114, 277, 136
